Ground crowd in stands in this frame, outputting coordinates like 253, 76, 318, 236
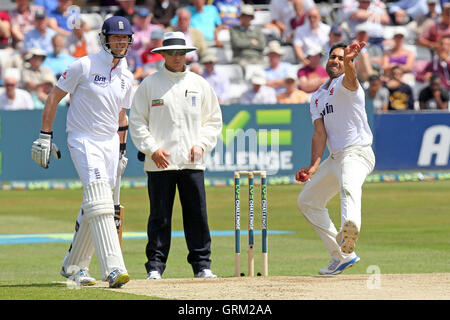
0, 0, 449, 111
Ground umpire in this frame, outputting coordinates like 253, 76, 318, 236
129, 32, 223, 279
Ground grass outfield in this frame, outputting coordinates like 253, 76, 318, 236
0, 180, 449, 300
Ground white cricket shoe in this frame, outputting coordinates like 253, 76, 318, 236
195, 269, 217, 278
60, 267, 96, 286
319, 254, 360, 275
337, 220, 359, 254
107, 269, 130, 288
147, 270, 162, 280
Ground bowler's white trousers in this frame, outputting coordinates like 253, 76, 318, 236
297, 145, 375, 261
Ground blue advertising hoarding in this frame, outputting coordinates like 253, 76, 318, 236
373, 112, 450, 170
0, 105, 317, 182
0, 105, 448, 183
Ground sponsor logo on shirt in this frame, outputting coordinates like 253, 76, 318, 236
152, 99, 164, 107
92, 73, 107, 86
320, 102, 334, 117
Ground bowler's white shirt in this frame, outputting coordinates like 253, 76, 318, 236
310, 74, 373, 154
56, 50, 134, 138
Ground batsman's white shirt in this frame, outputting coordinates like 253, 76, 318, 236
57, 50, 134, 186
310, 74, 373, 154
57, 50, 134, 137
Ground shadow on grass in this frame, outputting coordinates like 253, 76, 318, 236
0, 282, 163, 300
0, 282, 66, 289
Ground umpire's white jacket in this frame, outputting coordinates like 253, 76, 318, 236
129, 66, 223, 172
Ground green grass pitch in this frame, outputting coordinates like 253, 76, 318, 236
0, 180, 449, 299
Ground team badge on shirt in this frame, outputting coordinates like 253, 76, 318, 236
329, 88, 334, 96
152, 99, 164, 107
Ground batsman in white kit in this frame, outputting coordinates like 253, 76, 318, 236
296, 41, 376, 275
31, 16, 134, 288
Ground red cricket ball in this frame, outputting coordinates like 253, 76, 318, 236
297, 171, 310, 182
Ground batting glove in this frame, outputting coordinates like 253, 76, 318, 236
118, 153, 128, 176
31, 131, 61, 169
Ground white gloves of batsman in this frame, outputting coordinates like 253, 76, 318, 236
32, 132, 127, 175
118, 153, 128, 176
31, 132, 61, 168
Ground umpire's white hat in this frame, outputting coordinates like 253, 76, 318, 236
151, 32, 197, 53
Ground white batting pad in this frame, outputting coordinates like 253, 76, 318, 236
62, 209, 95, 273
82, 180, 114, 221
89, 214, 126, 280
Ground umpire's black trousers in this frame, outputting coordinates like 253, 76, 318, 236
145, 169, 212, 275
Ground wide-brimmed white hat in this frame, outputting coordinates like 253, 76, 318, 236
285, 70, 298, 83
393, 26, 407, 37
39, 73, 56, 86
240, 4, 255, 17
151, 31, 197, 53
306, 45, 323, 57
355, 23, 370, 34
200, 51, 218, 64
264, 40, 284, 56
24, 47, 47, 61
251, 69, 266, 85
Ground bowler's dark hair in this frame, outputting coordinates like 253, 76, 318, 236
328, 42, 348, 57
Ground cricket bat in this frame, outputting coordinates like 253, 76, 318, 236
114, 158, 124, 247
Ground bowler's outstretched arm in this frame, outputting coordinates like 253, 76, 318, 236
342, 41, 366, 92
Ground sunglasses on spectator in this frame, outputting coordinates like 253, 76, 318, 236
4, 83, 16, 87
165, 50, 188, 56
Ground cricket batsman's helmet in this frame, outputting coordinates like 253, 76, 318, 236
99, 16, 133, 59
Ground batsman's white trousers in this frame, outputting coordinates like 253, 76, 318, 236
63, 133, 126, 280
297, 145, 375, 261
67, 133, 119, 189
